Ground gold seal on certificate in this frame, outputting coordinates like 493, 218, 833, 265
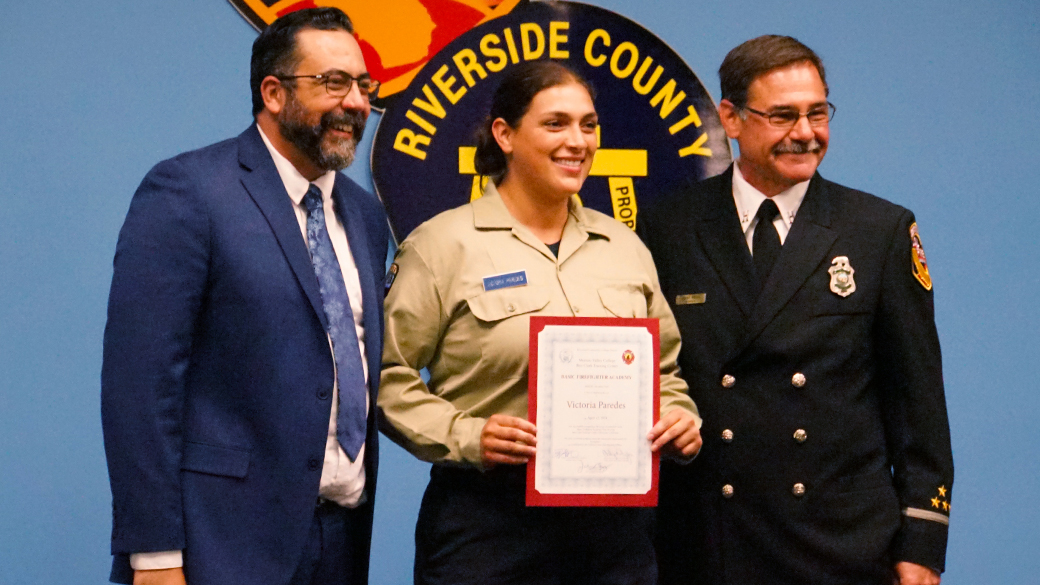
527, 316, 660, 507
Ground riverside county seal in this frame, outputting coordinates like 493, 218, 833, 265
227, 0, 524, 109
370, 1, 731, 241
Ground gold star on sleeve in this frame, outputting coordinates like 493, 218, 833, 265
931, 497, 941, 509
943, 501, 950, 512
938, 486, 947, 498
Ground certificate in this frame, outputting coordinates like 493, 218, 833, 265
526, 316, 659, 507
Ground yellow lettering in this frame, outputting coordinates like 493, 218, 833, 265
678, 133, 712, 158
632, 57, 663, 95
431, 64, 466, 104
668, 105, 704, 135
405, 110, 437, 135
584, 29, 610, 67
480, 33, 508, 73
649, 79, 686, 119
609, 42, 639, 79
502, 28, 520, 64
549, 21, 569, 59
411, 85, 446, 119
393, 129, 431, 161
453, 48, 488, 87
609, 177, 638, 230
520, 23, 545, 60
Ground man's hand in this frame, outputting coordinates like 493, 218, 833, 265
894, 561, 941, 585
480, 414, 537, 468
648, 409, 702, 459
134, 568, 186, 585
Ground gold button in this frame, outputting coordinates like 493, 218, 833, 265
721, 484, 734, 498
793, 429, 807, 443
792, 483, 806, 497
721, 429, 734, 443
721, 375, 735, 388
507, 304, 515, 313
791, 373, 806, 388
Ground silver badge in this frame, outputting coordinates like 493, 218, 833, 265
828, 256, 856, 297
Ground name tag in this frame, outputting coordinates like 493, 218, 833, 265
675, 293, 706, 305
483, 270, 528, 291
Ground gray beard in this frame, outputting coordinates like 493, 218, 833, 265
278, 97, 365, 172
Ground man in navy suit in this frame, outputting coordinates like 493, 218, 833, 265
102, 8, 388, 585
642, 36, 953, 585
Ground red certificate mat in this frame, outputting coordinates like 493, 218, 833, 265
526, 316, 660, 507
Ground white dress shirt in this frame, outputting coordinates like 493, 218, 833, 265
732, 161, 810, 253
131, 126, 368, 570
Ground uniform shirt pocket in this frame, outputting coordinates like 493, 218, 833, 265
462, 285, 552, 385
598, 283, 649, 318
466, 285, 551, 323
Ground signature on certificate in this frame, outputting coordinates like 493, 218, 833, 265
578, 461, 612, 474
553, 449, 583, 461
602, 449, 633, 462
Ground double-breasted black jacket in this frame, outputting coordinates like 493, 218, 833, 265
640, 167, 953, 585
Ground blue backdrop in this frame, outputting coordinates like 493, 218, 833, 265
1, 0, 1037, 583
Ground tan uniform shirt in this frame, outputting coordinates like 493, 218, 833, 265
379, 184, 699, 468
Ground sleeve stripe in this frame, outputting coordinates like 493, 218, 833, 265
903, 507, 950, 525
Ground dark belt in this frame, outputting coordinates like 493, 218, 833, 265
429, 464, 527, 494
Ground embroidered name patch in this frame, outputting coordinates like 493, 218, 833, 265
483, 270, 528, 291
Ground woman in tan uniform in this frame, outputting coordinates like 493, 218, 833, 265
379, 61, 702, 585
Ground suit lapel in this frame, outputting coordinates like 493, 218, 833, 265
695, 169, 758, 318
331, 180, 381, 399
237, 126, 329, 330
745, 174, 837, 343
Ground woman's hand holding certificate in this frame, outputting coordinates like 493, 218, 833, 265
481, 414, 537, 468
527, 317, 668, 506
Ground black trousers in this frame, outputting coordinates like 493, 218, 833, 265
415, 466, 657, 585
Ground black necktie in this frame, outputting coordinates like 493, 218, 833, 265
752, 198, 782, 294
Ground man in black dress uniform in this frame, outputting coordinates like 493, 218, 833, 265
641, 35, 953, 585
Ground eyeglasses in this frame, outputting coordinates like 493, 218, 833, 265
742, 102, 836, 128
276, 72, 381, 99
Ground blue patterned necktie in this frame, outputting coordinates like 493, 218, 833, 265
303, 185, 367, 460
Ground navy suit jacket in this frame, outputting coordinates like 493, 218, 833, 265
102, 126, 389, 585
641, 167, 953, 585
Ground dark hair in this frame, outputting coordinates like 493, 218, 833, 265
250, 8, 355, 116
719, 35, 827, 108
473, 60, 595, 182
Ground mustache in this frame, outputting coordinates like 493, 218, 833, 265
320, 109, 366, 143
773, 138, 822, 155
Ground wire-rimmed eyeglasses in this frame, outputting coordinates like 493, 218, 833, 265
742, 102, 836, 128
